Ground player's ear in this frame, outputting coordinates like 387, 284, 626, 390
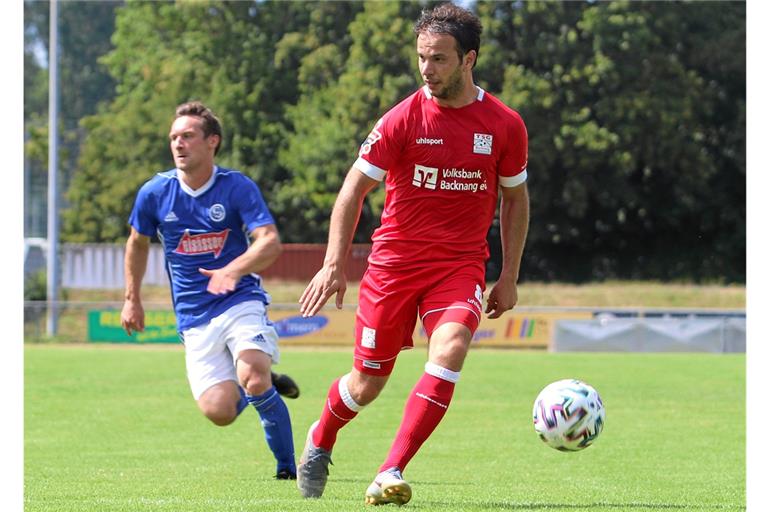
464, 49, 477, 69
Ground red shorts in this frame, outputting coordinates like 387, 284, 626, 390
353, 261, 486, 376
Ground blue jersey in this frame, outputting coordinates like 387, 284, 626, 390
129, 166, 274, 331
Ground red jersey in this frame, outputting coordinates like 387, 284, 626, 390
354, 86, 528, 269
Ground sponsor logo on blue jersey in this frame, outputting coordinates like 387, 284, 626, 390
173, 228, 230, 258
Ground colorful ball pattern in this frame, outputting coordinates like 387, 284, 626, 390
533, 379, 605, 452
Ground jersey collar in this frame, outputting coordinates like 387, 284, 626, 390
421, 85, 485, 102
176, 165, 218, 197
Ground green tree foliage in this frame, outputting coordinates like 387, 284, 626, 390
276, 0, 424, 241
487, 1, 745, 282
24, 0, 120, 179
24, 0, 120, 236
63, 0, 320, 242
53, 0, 744, 282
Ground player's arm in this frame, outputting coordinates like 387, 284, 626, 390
199, 223, 282, 295
299, 167, 379, 317
486, 182, 529, 319
121, 227, 151, 335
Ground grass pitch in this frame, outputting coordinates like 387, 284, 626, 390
24, 345, 745, 511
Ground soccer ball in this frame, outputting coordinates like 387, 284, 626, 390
532, 379, 605, 452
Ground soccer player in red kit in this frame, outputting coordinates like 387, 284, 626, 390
297, 2, 529, 505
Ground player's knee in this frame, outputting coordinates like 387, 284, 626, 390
348, 374, 388, 406
431, 338, 469, 371
241, 372, 271, 396
352, 385, 381, 406
200, 403, 237, 426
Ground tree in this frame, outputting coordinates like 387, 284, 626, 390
24, 0, 120, 236
487, 1, 745, 282
57, 0, 745, 283
275, 0, 425, 242
63, 0, 322, 242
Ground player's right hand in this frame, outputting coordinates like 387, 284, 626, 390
299, 266, 346, 317
121, 300, 145, 336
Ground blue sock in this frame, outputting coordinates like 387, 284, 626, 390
236, 386, 249, 416
246, 387, 296, 473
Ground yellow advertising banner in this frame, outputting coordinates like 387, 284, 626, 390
269, 308, 592, 349
450, 310, 594, 348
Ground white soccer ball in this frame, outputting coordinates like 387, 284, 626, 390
532, 379, 605, 452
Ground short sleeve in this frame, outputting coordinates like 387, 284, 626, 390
128, 182, 159, 236
233, 176, 276, 233
353, 105, 408, 181
498, 113, 529, 188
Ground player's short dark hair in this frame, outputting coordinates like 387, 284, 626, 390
414, 2, 483, 68
175, 101, 223, 155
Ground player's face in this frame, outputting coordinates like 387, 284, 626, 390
417, 32, 469, 102
169, 116, 217, 173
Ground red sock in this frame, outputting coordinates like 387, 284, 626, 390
312, 376, 359, 451
379, 370, 456, 473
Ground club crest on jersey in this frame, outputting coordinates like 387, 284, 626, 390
208, 204, 226, 222
473, 133, 493, 155
174, 229, 230, 258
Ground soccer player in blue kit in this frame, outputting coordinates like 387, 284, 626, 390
120, 101, 298, 479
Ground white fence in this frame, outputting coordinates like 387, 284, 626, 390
554, 314, 746, 353
23, 242, 171, 289
62, 243, 170, 288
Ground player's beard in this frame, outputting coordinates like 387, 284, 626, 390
432, 65, 464, 101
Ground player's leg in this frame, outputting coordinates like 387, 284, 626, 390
237, 349, 297, 479
296, 369, 389, 499
298, 267, 417, 499
378, 322, 470, 470
228, 301, 297, 479
364, 323, 469, 506
365, 323, 471, 506
183, 319, 246, 425
367, 264, 484, 505
196, 380, 244, 426
311, 369, 389, 451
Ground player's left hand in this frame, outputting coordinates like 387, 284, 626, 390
199, 267, 240, 295
485, 277, 518, 319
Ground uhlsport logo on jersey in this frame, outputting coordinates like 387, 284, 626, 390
174, 229, 230, 258
416, 137, 443, 145
208, 204, 226, 222
467, 284, 483, 310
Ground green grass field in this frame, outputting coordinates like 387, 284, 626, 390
24, 345, 745, 511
